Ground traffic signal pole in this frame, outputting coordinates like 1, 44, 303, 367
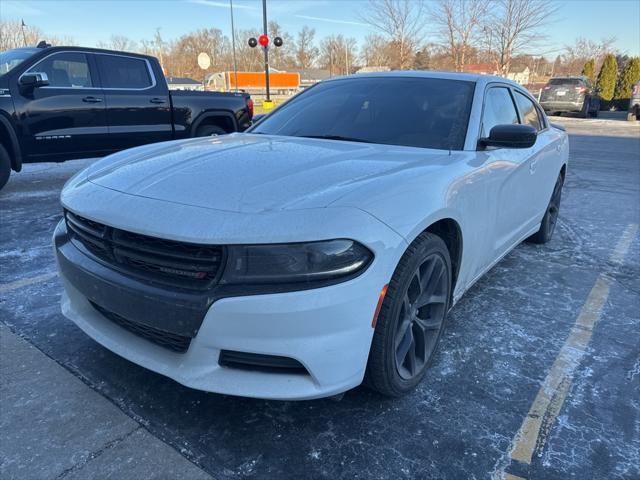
262, 0, 271, 105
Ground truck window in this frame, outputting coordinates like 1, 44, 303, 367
27, 52, 93, 88
97, 55, 153, 89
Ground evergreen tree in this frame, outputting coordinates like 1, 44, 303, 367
581, 59, 596, 82
614, 57, 640, 99
596, 54, 618, 101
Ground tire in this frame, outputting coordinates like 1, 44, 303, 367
195, 124, 227, 137
580, 99, 590, 118
526, 172, 564, 244
364, 232, 452, 397
0, 144, 11, 191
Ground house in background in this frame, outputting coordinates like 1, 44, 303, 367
166, 77, 203, 91
462, 63, 531, 85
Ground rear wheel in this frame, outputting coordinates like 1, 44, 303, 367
580, 99, 590, 118
527, 172, 564, 244
0, 144, 11, 190
196, 124, 226, 137
365, 232, 451, 397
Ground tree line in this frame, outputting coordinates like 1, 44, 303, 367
1, 0, 638, 99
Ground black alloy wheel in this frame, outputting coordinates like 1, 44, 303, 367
394, 254, 448, 380
527, 172, 564, 244
365, 232, 452, 397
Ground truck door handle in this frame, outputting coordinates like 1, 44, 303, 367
150, 98, 166, 104
82, 96, 103, 103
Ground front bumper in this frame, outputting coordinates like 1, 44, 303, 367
54, 207, 403, 399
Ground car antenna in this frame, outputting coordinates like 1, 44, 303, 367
36, 40, 51, 49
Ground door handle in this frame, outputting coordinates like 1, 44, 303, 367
150, 98, 166, 104
82, 96, 103, 103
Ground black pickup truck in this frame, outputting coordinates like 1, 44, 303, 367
0, 44, 253, 189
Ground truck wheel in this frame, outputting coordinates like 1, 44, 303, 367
0, 145, 11, 190
196, 125, 226, 137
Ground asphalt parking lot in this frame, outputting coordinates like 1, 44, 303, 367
1, 115, 639, 479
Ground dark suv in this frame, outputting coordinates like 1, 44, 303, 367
539, 76, 600, 118
0, 44, 253, 189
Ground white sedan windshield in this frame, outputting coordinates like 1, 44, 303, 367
252, 77, 475, 150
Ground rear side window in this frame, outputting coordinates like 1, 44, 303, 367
27, 52, 93, 88
514, 91, 543, 131
481, 87, 519, 137
97, 55, 152, 89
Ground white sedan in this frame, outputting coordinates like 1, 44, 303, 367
54, 72, 568, 400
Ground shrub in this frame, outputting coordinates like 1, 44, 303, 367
596, 54, 618, 101
614, 57, 640, 100
581, 59, 596, 82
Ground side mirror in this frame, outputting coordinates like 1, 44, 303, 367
19, 72, 49, 90
251, 113, 266, 125
479, 124, 537, 149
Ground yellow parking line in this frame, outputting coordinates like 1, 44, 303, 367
499, 223, 638, 477
505, 474, 527, 480
0, 272, 58, 294
610, 223, 639, 265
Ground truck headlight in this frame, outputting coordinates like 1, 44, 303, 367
220, 239, 373, 285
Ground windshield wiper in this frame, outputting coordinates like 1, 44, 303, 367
297, 134, 371, 144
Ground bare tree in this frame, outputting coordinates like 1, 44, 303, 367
484, 0, 559, 75
168, 28, 230, 80
319, 35, 358, 76
267, 21, 296, 70
360, 34, 392, 68
97, 35, 138, 52
295, 26, 319, 70
562, 36, 617, 73
431, 0, 491, 71
0, 20, 74, 51
360, 0, 427, 69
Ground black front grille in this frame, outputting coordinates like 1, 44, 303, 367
90, 301, 192, 353
65, 210, 224, 290
218, 350, 308, 374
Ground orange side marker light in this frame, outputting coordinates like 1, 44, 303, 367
371, 284, 389, 328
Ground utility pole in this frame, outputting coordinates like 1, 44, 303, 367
20, 19, 28, 47
261, 0, 271, 105
229, 0, 238, 92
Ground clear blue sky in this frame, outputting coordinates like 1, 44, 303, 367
1, 0, 639, 57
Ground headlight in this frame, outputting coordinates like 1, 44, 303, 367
220, 239, 373, 285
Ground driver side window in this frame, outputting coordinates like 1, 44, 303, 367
27, 52, 93, 88
481, 87, 519, 138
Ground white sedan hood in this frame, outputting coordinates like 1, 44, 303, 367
86, 133, 448, 213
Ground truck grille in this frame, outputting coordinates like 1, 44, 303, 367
90, 301, 192, 353
65, 210, 224, 290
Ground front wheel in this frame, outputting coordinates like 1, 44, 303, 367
526, 172, 564, 244
0, 144, 11, 190
365, 232, 451, 397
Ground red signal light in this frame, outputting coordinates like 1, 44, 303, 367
258, 34, 269, 47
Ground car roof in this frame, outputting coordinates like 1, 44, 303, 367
325, 70, 521, 88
